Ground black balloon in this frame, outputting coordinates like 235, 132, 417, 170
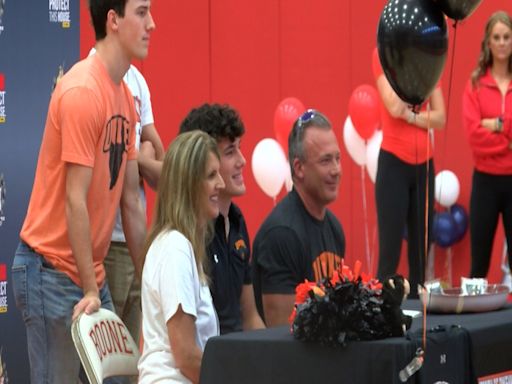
434, 0, 482, 21
377, 0, 448, 106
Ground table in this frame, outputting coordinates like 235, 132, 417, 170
200, 301, 512, 384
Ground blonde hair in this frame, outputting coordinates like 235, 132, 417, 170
143, 130, 219, 283
471, 10, 512, 87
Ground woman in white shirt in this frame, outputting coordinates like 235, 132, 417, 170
138, 130, 225, 383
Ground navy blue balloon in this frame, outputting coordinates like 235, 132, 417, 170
377, 0, 448, 106
433, 212, 458, 248
449, 204, 468, 241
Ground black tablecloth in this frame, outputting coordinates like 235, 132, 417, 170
200, 301, 512, 384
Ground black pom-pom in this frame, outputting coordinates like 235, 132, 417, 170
292, 274, 411, 346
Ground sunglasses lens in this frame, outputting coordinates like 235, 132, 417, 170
298, 110, 315, 126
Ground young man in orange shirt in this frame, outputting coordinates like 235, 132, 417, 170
11, 1, 155, 382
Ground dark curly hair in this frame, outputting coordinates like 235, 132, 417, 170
179, 103, 245, 142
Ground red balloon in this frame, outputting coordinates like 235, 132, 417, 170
348, 84, 380, 140
273, 97, 305, 155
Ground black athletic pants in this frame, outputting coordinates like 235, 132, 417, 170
376, 149, 434, 297
469, 170, 512, 277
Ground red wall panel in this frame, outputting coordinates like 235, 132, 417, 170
79, 0, 512, 286
209, 0, 280, 235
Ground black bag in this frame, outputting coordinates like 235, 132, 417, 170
404, 325, 476, 384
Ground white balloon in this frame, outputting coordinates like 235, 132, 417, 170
251, 138, 287, 198
366, 130, 383, 183
435, 170, 460, 208
284, 165, 293, 192
343, 116, 367, 166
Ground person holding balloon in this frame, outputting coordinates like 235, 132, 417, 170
252, 109, 345, 326
179, 103, 265, 335
462, 10, 512, 279
373, 51, 446, 298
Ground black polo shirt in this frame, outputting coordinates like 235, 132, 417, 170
208, 203, 251, 334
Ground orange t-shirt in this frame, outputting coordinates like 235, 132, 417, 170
20, 54, 137, 288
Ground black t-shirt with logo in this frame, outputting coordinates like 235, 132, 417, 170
252, 189, 345, 319
208, 203, 251, 334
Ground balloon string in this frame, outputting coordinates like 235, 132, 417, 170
439, 21, 458, 195
360, 165, 371, 274
371, 222, 377, 277
445, 21, 458, 141
438, 21, 459, 287
445, 246, 453, 287
422, 104, 432, 354
425, 104, 431, 282
420, 20, 459, 355
422, 288, 427, 353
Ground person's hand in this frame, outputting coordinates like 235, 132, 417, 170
72, 291, 101, 321
389, 101, 409, 121
481, 117, 500, 133
401, 107, 415, 124
383, 275, 409, 304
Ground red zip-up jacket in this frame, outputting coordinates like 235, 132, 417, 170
462, 69, 512, 175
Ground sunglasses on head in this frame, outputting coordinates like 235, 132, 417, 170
296, 109, 318, 129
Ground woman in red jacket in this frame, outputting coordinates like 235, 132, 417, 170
463, 10, 512, 278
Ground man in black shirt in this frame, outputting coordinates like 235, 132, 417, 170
252, 109, 345, 326
180, 104, 265, 334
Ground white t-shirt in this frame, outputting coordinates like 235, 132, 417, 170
111, 63, 154, 242
138, 230, 219, 384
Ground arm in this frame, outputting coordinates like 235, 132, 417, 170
413, 87, 446, 130
138, 123, 164, 190
376, 73, 409, 119
376, 74, 446, 130
262, 293, 296, 327
167, 305, 202, 384
240, 284, 266, 330
255, 227, 305, 327
462, 81, 512, 156
120, 159, 147, 278
66, 163, 100, 321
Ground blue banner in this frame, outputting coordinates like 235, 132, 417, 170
0, 0, 79, 382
